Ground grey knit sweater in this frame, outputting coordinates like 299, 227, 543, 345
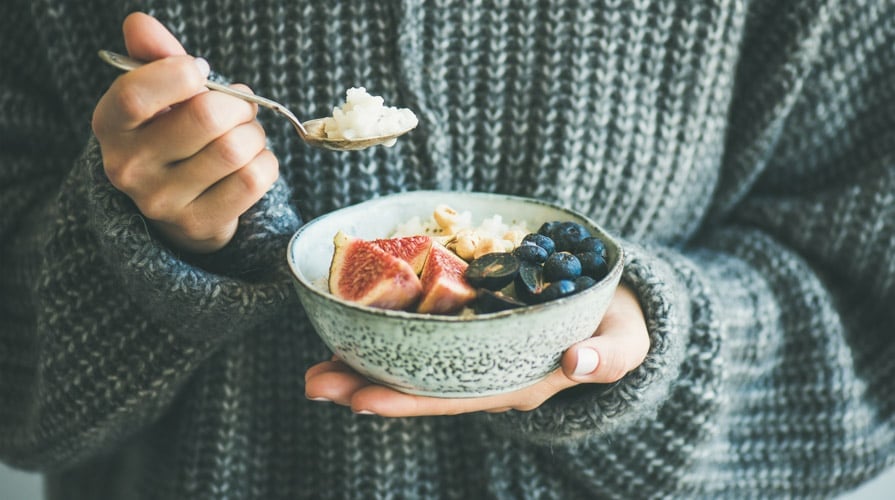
2, 0, 894, 498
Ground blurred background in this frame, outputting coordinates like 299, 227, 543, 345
2, 462, 895, 498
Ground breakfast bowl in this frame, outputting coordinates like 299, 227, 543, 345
286, 191, 624, 397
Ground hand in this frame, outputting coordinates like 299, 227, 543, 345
92, 12, 279, 253
304, 284, 650, 416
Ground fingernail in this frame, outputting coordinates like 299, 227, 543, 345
573, 347, 599, 376
355, 409, 376, 415
307, 395, 331, 402
194, 57, 210, 78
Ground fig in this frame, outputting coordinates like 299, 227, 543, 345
370, 235, 433, 275
416, 243, 477, 314
464, 252, 520, 291
329, 231, 422, 310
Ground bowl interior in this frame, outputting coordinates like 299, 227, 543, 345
288, 191, 622, 316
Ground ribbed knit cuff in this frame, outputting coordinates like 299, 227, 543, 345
481, 240, 691, 445
72, 137, 298, 340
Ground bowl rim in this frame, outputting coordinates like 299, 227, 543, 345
286, 190, 625, 323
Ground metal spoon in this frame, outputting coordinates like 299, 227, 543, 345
98, 50, 414, 151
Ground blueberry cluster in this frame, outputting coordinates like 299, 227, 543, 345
464, 221, 609, 313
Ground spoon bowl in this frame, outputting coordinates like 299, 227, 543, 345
98, 50, 414, 151
301, 119, 400, 151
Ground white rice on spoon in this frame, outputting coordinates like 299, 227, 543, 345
322, 87, 419, 146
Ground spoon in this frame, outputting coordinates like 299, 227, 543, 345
98, 50, 413, 151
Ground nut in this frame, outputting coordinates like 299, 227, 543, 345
473, 237, 514, 259
452, 229, 480, 261
502, 229, 528, 247
433, 205, 462, 234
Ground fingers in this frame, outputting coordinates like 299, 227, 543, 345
305, 360, 373, 405
94, 12, 209, 135
140, 84, 259, 162
173, 119, 268, 190
190, 148, 279, 224
305, 360, 353, 382
94, 55, 209, 135
98, 78, 274, 254
149, 148, 279, 253
93, 13, 275, 254
100, 82, 259, 190
305, 364, 575, 417
562, 284, 650, 384
350, 370, 575, 416
123, 12, 187, 60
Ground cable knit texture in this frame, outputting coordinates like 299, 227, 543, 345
1, 0, 894, 498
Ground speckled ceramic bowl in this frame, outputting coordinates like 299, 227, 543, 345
287, 191, 624, 398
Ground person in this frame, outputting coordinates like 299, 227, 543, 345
0, 1, 892, 498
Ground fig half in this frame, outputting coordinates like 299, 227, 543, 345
416, 243, 477, 314
370, 235, 433, 275
329, 231, 422, 310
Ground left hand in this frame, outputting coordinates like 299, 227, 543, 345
304, 284, 650, 416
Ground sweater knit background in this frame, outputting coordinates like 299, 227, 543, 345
1, 0, 894, 498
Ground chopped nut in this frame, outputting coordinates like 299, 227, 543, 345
452, 229, 480, 261
502, 229, 528, 247
473, 237, 514, 259
433, 205, 462, 233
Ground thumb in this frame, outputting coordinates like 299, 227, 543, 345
561, 284, 650, 384
122, 12, 187, 61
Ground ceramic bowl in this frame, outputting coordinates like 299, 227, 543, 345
286, 191, 624, 397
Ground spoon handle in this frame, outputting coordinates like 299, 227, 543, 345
97, 50, 307, 137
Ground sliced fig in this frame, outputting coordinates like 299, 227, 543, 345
416, 243, 477, 314
370, 235, 433, 275
464, 252, 520, 291
329, 231, 422, 310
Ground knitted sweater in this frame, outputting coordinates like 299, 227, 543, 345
2, 0, 894, 498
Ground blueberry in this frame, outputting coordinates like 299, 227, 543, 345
539, 280, 576, 302
551, 222, 591, 252
577, 251, 608, 280
574, 236, 606, 258
521, 233, 556, 256
513, 243, 548, 264
543, 252, 582, 282
573, 275, 598, 292
537, 221, 561, 238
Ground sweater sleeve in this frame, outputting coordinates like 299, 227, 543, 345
481, 0, 895, 495
0, 11, 301, 471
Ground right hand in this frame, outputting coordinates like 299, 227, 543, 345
92, 12, 279, 254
